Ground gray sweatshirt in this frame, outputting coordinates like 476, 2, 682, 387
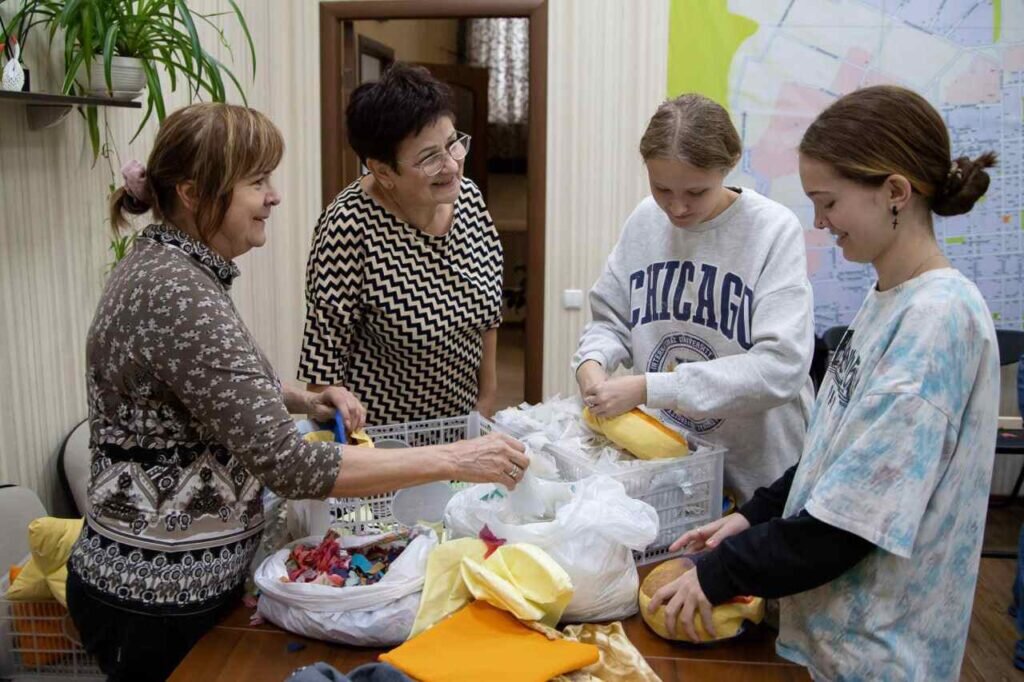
573, 188, 815, 502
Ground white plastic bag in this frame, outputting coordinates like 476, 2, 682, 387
444, 475, 658, 622
255, 531, 436, 646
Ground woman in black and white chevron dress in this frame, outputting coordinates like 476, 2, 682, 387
299, 63, 504, 425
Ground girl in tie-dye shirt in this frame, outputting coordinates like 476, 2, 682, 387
647, 86, 1001, 682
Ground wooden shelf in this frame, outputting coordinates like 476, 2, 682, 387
0, 90, 141, 130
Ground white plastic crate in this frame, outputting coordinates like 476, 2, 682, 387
0, 571, 103, 681
323, 413, 491, 536
542, 435, 724, 565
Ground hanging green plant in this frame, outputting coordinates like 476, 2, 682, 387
12, 0, 255, 158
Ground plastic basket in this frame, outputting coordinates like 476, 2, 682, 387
542, 434, 724, 565
0, 571, 104, 681
323, 413, 492, 536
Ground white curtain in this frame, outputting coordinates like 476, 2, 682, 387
468, 18, 529, 162
468, 18, 529, 125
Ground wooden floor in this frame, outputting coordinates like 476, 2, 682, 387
967, 503, 1024, 681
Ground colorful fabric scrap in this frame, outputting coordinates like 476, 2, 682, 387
283, 530, 409, 587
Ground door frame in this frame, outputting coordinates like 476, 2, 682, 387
319, 0, 548, 404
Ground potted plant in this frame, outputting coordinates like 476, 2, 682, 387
1, 1, 34, 91
12, 0, 255, 157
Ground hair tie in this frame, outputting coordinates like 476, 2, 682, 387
946, 160, 963, 183
121, 160, 148, 202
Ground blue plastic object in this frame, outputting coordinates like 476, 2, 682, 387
332, 411, 347, 444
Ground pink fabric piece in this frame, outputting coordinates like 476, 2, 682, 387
478, 524, 506, 559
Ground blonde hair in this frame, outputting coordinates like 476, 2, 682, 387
110, 102, 284, 240
799, 85, 995, 217
639, 93, 742, 170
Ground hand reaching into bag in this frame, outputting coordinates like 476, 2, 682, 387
445, 433, 529, 490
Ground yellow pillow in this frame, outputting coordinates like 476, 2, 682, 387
583, 407, 690, 460
638, 557, 764, 642
6, 517, 84, 607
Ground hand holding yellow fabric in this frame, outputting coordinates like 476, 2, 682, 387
638, 557, 763, 642
583, 407, 689, 460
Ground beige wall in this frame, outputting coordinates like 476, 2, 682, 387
0, 0, 323, 512
542, 0, 670, 395
353, 19, 459, 65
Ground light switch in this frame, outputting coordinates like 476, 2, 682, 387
562, 289, 584, 309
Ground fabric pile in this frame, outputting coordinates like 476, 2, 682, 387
283, 530, 409, 587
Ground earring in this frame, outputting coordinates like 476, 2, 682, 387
891, 205, 899, 230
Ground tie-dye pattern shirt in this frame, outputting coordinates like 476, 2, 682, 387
777, 269, 999, 681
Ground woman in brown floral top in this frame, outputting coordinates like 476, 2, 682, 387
66, 103, 527, 682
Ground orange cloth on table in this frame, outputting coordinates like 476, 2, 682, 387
380, 601, 599, 682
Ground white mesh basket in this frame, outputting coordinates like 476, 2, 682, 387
0, 570, 104, 680
533, 435, 724, 565
323, 413, 491, 536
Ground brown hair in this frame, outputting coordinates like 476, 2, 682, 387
639, 93, 742, 170
110, 102, 285, 240
799, 85, 996, 217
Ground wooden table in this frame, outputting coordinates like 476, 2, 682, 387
171, 565, 810, 682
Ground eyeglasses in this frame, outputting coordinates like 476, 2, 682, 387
402, 133, 472, 177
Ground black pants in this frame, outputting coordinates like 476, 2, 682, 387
66, 568, 241, 682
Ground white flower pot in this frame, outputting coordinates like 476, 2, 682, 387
78, 55, 146, 100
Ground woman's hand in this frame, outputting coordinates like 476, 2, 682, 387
307, 386, 367, 433
583, 374, 646, 418
447, 433, 529, 489
646, 565, 716, 640
670, 514, 751, 553
575, 360, 608, 396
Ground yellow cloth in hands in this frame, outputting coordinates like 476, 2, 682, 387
411, 540, 574, 637
6, 517, 84, 606
638, 557, 764, 642
582, 407, 689, 460
381, 601, 599, 682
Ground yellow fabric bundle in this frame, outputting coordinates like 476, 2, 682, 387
6, 517, 84, 606
411, 539, 573, 637
638, 557, 764, 642
583, 407, 689, 460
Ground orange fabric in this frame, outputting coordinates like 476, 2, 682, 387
380, 601, 599, 681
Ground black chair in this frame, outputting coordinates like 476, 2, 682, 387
990, 329, 1024, 506
822, 325, 849, 353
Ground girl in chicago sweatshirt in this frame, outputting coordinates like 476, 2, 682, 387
573, 93, 815, 502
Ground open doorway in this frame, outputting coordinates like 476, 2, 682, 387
319, 2, 548, 408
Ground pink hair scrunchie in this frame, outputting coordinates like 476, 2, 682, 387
121, 160, 148, 202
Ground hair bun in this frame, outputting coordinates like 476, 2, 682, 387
122, 192, 152, 215
933, 151, 997, 216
